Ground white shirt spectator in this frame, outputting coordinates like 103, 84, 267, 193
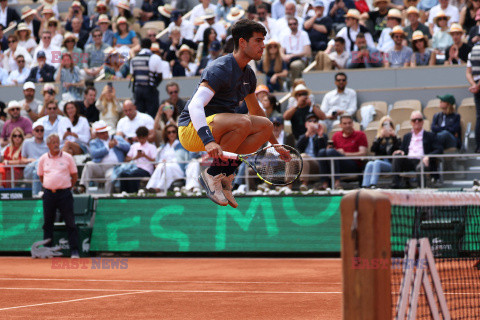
168, 20, 195, 41
109, 0, 135, 17
193, 21, 226, 43
2, 46, 32, 72
37, 115, 71, 141
0, 7, 7, 27
428, 4, 459, 33
328, 51, 349, 69
58, 116, 91, 145
377, 27, 395, 53
51, 33, 64, 48
189, 3, 217, 23
32, 43, 61, 69
126, 141, 157, 174
4, 66, 30, 85
280, 29, 311, 55
321, 87, 357, 117
40, 0, 60, 18
258, 17, 278, 42
18, 38, 37, 52
271, 0, 296, 19
275, 16, 305, 40
332, 26, 375, 54
116, 111, 154, 139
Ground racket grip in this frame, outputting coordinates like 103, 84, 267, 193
222, 151, 239, 160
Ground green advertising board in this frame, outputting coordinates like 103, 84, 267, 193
90, 196, 342, 252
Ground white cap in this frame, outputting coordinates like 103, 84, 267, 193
5, 100, 21, 111
92, 120, 112, 133
23, 81, 35, 90
32, 121, 44, 130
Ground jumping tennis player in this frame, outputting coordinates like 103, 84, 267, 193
178, 19, 286, 208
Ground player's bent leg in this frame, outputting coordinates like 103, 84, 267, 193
210, 113, 253, 152
233, 116, 273, 154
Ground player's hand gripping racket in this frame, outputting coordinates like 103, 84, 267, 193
222, 144, 303, 186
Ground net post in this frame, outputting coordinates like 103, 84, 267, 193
341, 190, 392, 320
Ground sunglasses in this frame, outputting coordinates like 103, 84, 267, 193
93, 34, 102, 38
296, 92, 308, 97
437, 17, 448, 21
336, 78, 346, 82
168, 90, 178, 94
288, 23, 298, 26
64, 39, 75, 43
47, 107, 58, 110
8, 40, 16, 44
166, 130, 177, 134
9, 108, 20, 111
48, 23, 57, 26
12, 135, 22, 138
411, 118, 423, 122
34, 128, 44, 132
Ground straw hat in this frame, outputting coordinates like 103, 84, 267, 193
405, 6, 420, 16
176, 44, 194, 60
203, 8, 216, 20
433, 11, 450, 25
116, 17, 128, 25
5, 101, 21, 112
42, 83, 58, 95
292, 84, 310, 96
47, 16, 59, 27
226, 7, 245, 21
265, 39, 280, 48
62, 32, 78, 46
42, 5, 54, 15
98, 14, 111, 24
389, 25, 407, 37
403, 0, 419, 6
158, 4, 174, 18
448, 23, 464, 34
21, 6, 37, 20
344, 9, 360, 20
412, 30, 427, 42
373, 0, 390, 7
71, 1, 85, 13
116, 0, 131, 11
15, 23, 32, 38
151, 42, 161, 53
96, 1, 107, 10
387, 8, 402, 20
193, 17, 205, 26
93, 120, 112, 133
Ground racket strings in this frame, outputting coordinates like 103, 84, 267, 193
254, 146, 302, 185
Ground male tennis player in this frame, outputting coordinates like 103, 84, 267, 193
178, 19, 285, 208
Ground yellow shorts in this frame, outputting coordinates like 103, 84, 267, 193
178, 114, 216, 152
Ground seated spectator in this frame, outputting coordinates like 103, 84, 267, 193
445, 23, 471, 65
0, 127, 26, 188
327, 0, 355, 33
257, 40, 288, 92
410, 30, 436, 66
198, 27, 218, 61
254, 4, 277, 42
26, 51, 56, 83
41, 0, 60, 19
146, 124, 188, 192
467, 8, 480, 47
36, 84, 59, 120
45, 17, 63, 48
116, 100, 155, 143
189, 0, 217, 26
0, 67, 7, 85
2, 34, 32, 73
431, 94, 461, 150
80, 120, 130, 193
303, 0, 332, 53
15, 23, 36, 54
428, 0, 459, 35
283, 84, 326, 140
385, 26, 413, 68
4, 53, 30, 85
0, 23, 8, 51
61, 33, 85, 69
69, 17, 90, 50
320, 72, 357, 132
193, 9, 227, 43
286, 78, 316, 112
140, 0, 163, 24
275, 2, 304, 40
65, 1, 91, 33
361, 0, 389, 42
167, 10, 194, 42
281, 16, 312, 84
391, 111, 443, 188
362, 116, 401, 188
89, 1, 110, 27
315, 37, 349, 70
33, 31, 61, 69
113, 0, 136, 26
346, 33, 383, 69
104, 48, 129, 79
1, 101, 33, 147
55, 52, 85, 101
113, 17, 139, 48
86, 15, 114, 47
377, 9, 402, 54
328, 9, 374, 55
432, 11, 454, 64
296, 113, 328, 190
261, 94, 282, 119
84, 28, 111, 80
74, 86, 99, 124
460, 0, 480, 34
217, 0, 243, 23
248, 0, 272, 18
22, 121, 49, 195
161, 81, 186, 114
154, 101, 178, 145
120, 126, 157, 193
271, 0, 295, 20
0, 0, 20, 30
172, 45, 198, 77
164, 26, 197, 63
404, 6, 431, 44
196, 40, 222, 76
19, 82, 43, 120
270, 116, 295, 147
37, 101, 71, 140
59, 101, 91, 155
95, 85, 121, 130
317, 114, 368, 189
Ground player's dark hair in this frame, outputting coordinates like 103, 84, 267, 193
231, 19, 266, 51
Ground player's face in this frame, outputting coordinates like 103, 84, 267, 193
244, 32, 265, 61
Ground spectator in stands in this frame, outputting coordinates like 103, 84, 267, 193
42, 0, 60, 22
327, 0, 355, 33
0, 0, 20, 28
391, 110, 443, 188
320, 72, 357, 132
217, 0, 243, 23
432, 11, 454, 64
2, 34, 32, 73
45, 17, 63, 49
283, 84, 326, 139
189, 0, 217, 24
271, 0, 295, 20
65, 1, 91, 33
58, 101, 91, 156
19, 82, 42, 120
22, 121, 49, 196
20, 7, 40, 42
361, 0, 389, 42
82, 122, 128, 195
445, 23, 471, 65
95, 85, 121, 130
168, 11, 194, 42
0, 127, 26, 187
261, 94, 282, 118
61, 33, 85, 69
377, 9, 402, 54
254, 4, 276, 41
198, 27, 218, 60
281, 16, 312, 84
0, 67, 7, 85
248, 0, 272, 16
196, 40, 222, 76
315, 37, 348, 70
4, 53, 30, 85
0, 23, 8, 51
37, 101, 70, 140
317, 114, 368, 189
84, 28, 111, 80
1, 100, 32, 147
139, 0, 163, 24
89, 1, 110, 26
328, 9, 374, 55
276, 2, 305, 39
120, 126, 156, 193
347, 33, 383, 68
257, 40, 288, 92
385, 26, 413, 68
362, 116, 401, 188
37, 133, 79, 258
303, 0, 333, 53
172, 44, 198, 77
154, 100, 178, 144
35, 84, 58, 121
55, 52, 85, 101
161, 81, 186, 114
157, 4, 174, 27
193, 9, 226, 43
26, 51, 56, 83
410, 31, 436, 66
75, 86, 99, 124
431, 94, 461, 150
404, 6, 431, 44
15, 22, 36, 54
69, 17, 89, 51
146, 123, 188, 192
104, 48, 129, 79
113, 17, 138, 48
296, 113, 327, 190
113, 1, 135, 25
428, 0, 459, 35
460, 0, 480, 33
286, 78, 316, 112
33, 31, 61, 69
164, 26, 197, 63
468, 9, 480, 47
86, 15, 114, 47
116, 100, 155, 143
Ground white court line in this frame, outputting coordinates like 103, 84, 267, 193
0, 290, 152, 311
0, 278, 339, 285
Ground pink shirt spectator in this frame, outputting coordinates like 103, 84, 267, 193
37, 151, 78, 190
1, 117, 33, 140
127, 141, 157, 175
408, 129, 425, 159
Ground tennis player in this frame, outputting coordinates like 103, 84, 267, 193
178, 19, 285, 208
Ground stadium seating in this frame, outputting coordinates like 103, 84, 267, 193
393, 100, 422, 112
423, 104, 441, 123
356, 101, 388, 123
389, 107, 417, 125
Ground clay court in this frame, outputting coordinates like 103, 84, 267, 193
0, 257, 342, 319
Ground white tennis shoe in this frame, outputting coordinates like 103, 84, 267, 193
221, 174, 238, 208
199, 171, 228, 206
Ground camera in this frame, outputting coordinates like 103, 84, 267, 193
47, 89, 55, 95
164, 104, 173, 111
73, 9, 79, 15
67, 128, 71, 132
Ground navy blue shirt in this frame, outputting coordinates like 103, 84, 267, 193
178, 54, 257, 126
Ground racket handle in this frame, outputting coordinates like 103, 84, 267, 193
222, 151, 239, 160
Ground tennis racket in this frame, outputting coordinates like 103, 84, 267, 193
222, 144, 303, 186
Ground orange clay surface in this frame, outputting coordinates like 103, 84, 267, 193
0, 257, 342, 320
